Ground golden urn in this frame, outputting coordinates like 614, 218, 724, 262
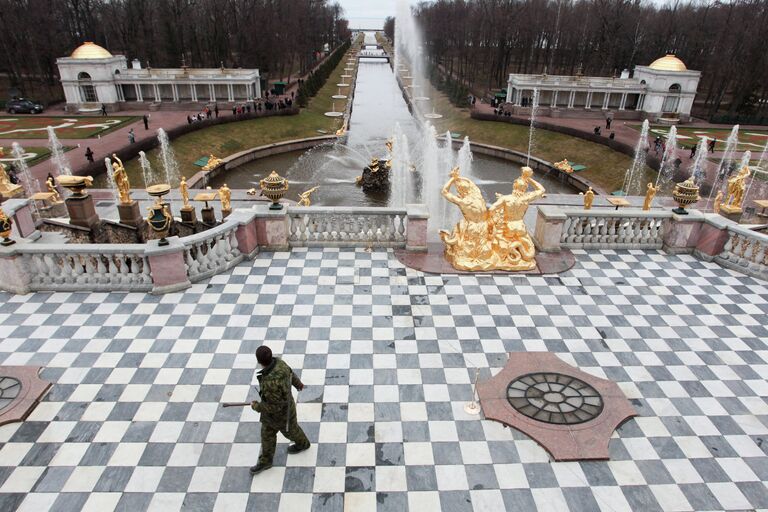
145, 184, 173, 246
56, 175, 94, 197
0, 208, 14, 246
672, 177, 699, 214
260, 171, 289, 210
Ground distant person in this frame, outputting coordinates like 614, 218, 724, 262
690, 145, 696, 158
593, 126, 601, 136
128, 128, 135, 144
606, 117, 612, 129
85, 147, 94, 163
143, 114, 149, 130
101, 104, 107, 116
609, 132, 615, 140
214, 104, 219, 118
187, 115, 192, 124
232, 105, 237, 115
708, 137, 717, 152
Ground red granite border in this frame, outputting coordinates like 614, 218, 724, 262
477, 353, 637, 461
394, 243, 575, 275
0, 366, 52, 426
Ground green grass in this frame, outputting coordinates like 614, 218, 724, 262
118, 40, 362, 187
0, 116, 138, 139
0, 146, 74, 167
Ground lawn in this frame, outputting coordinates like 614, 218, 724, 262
117, 39, 362, 187
0, 145, 74, 167
637, 124, 768, 153
0, 115, 139, 139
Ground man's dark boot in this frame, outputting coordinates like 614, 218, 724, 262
287, 443, 311, 454
249, 462, 272, 475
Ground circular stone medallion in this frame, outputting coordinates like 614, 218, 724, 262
0, 377, 21, 412
506, 372, 603, 425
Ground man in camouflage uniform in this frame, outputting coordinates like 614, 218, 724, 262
250, 345, 311, 475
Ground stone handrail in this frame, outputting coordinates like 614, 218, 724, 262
181, 218, 244, 283
559, 209, 668, 249
18, 244, 152, 292
287, 207, 408, 247
715, 224, 768, 281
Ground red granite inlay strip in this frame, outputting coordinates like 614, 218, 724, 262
0, 366, 52, 426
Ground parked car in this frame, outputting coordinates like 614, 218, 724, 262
6, 98, 44, 114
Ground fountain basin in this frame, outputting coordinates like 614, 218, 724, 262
332, 95, 348, 100
324, 112, 344, 118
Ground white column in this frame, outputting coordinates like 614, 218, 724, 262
153, 84, 161, 102
619, 93, 627, 111
172, 84, 179, 102
209, 84, 215, 102
638, 93, 645, 111
568, 91, 575, 108
190, 84, 197, 102
602, 92, 610, 109
585, 91, 592, 109
135, 84, 142, 102
246, 83, 252, 101
227, 83, 234, 102
551, 90, 558, 108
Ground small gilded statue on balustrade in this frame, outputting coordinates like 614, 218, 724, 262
111, 154, 132, 204
440, 166, 545, 272
720, 164, 750, 214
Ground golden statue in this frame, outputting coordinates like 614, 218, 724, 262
111, 154, 132, 204
581, 187, 594, 210
554, 159, 573, 173
298, 186, 319, 206
180, 176, 190, 208
46, 176, 62, 203
369, 158, 380, 173
643, 182, 658, 211
219, 183, 232, 211
440, 166, 545, 272
203, 154, 223, 172
721, 165, 750, 213
713, 190, 724, 214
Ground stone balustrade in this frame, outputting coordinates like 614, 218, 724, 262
0, 204, 429, 294
716, 225, 768, 281
287, 207, 408, 247
559, 209, 668, 249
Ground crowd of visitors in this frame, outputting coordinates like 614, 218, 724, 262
185, 95, 295, 125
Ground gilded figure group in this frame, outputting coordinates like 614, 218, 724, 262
440, 166, 544, 271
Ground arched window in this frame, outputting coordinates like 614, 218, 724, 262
114, 69, 121, 75
78, 71, 98, 102
640, 80, 646, 85
663, 83, 682, 112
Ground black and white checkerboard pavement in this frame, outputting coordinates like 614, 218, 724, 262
0, 248, 766, 511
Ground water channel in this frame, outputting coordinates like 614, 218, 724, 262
211, 32, 575, 219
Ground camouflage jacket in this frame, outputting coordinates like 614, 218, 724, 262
251, 358, 302, 429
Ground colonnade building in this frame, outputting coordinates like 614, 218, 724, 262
505, 55, 701, 122
56, 42, 262, 112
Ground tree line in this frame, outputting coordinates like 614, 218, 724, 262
410, 0, 768, 119
0, 0, 351, 102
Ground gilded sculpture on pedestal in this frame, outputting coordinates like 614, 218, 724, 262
440, 166, 545, 272
219, 183, 232, 211
180, 176, 190, 208
721, 165, 750, 213
111, 154, 132, 204
46, 175, 62, 203
581, 187, 594, 210
713, 190, 724, 214
643, 182, 658, 211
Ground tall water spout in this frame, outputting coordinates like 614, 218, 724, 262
103, 157, 119, 203
655, 126, 678, 190
10, 142, 38, 197
46, 126, 71, 175
157, 128, 181, 188
526, 89, 540, 166
457, 136, 473, 177
689, 137, 708, 185
622, 119, 649, 195
138, 151, 154, 187
706, 124, 739, 208
441, 131, 454, 172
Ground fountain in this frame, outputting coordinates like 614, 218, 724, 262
689, 136, 709, 185
655, 125, 678, 190
46, 126, 71, 176
324, 101, 344, 118
706, 124, 739, 208
138, 151, 155, 187
103, 157, 120, 203
10, 143, 39, 198
526, 88, 540, 166
621, 119, 650, 195
744, 139, 768, 205
157, 128, 181, 188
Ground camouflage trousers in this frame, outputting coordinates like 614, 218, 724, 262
258, 410, 310, 465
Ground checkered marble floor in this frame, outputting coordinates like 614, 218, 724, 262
0, 248, 767, 512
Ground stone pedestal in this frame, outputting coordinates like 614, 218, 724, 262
2, 198, 40, 240
0, 245, 32, 294
117, 200, 143, 227
201, 207, 216, 225
254, 204, 289, 251
662, 210, 703, 254
533, 205, 567, 252
65, 194, 100, 230
180, 206, 197, 224
405, 204, 429, 252
229, 209, 259, 258
145, 237, 191, 294
694, 213, 732, 261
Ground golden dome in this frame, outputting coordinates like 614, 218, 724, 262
70, 42, 113, 59
648, 54, 687, 72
